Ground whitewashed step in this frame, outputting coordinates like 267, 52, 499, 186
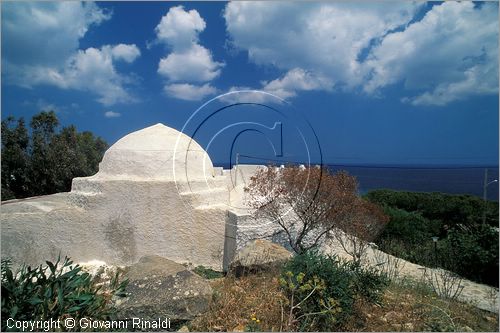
179, 187, 229, 206
175, 176, 229, 192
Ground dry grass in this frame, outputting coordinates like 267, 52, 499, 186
190, 272, 498, 332
345, 278, 499, 332
190, 271, 287, 332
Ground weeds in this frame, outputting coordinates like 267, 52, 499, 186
190, 272, 286, 332
1, 257, 127, 331
372, 247, 407, 282
423, 267, 464, 301
193, 266, 224, 280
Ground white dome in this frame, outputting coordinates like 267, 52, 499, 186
96, 123, 214, 181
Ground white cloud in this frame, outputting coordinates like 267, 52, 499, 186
262, 68, 333, 99
403, 63, 498, 106
224, 2, 498, 106
104, 111, 121, 118
155, 6, 223, 100
2, 2, 141, 106
158, 44, 222, 82
164, 83, 217, 101
364, 1, 498, 105
225, 2, 421, 89
2, 2, 110, 67
10, 45, 140, 106
107, 44, 141, 63
155, 5, 205, 50
219, 69, 332, 104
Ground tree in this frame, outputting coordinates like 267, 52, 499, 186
245, 165, 388, 255
1, 111, 108, 200
1, 117, 30, 200
332, 198, 389, 262
28, 111, 60, 195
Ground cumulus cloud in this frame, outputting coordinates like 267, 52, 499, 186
219, 69, 332, 104
2, 2, 110, 67
155, 6, 206, 50
164, 83, 217, 101
225, 2, 420, 89
158, 44, 222, 82
224, 2, 498, 106
365, 1, 498, 105
262, 68, 333, 99
155, 6, 223, 100
107, 44, 141, 63
9, 45, 141, 106
2, 2, 140, 106
104, 111, 121, 118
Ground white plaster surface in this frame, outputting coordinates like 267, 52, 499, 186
1, 124, 230, 270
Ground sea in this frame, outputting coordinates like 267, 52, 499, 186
214, 163, 499, 201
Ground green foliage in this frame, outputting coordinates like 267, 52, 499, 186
440, 224, 499, 286
193, 265, 224, 279
280, 270, 343, 331
365, 189, 498, 227
282, 251, 353, 330
1, 257, 127, 331
281, 251, 388, 331
1, 111, 108, 200
347, 261, 389, 304
366, 189, 499, 287
244, 316, 262, 332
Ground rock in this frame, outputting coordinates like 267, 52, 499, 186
232, 323, 246, 332
116, 255, 213, 321
177, 325, 190, 332
383, 311, 400, 322
229, 239, 293, 276
403, 322, 414, 331
485, 316, 497, 323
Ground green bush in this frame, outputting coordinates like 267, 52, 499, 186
439, 225, 499, 286
1, 257, 127, 331
367, 189, 499, 287
347, 261, 389, 304
365, 189, 498, 228
281, 251, 388, 331
193, 265, 224, 279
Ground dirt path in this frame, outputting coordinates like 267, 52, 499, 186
324, 239, 499, 313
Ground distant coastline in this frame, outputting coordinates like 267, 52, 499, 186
214, 162, 499, 201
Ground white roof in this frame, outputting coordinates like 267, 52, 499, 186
96, 123, 214, 181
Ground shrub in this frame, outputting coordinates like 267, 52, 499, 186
1, 257, 127, 331
246, 166, 387, 254
347, 261, 389, 304
282, 251, 355, 331
193, 265, 224, 279
281, 251, 388, 331
365, 189, 498, 228
440, 224, 499, 286
369, 189, 499, 287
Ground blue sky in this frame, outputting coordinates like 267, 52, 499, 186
2, 1, 498, 166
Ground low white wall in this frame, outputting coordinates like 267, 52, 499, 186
1, 180, 228, 270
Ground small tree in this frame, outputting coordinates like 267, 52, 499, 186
246, 165, 383, 254
333, 199, 389, 262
